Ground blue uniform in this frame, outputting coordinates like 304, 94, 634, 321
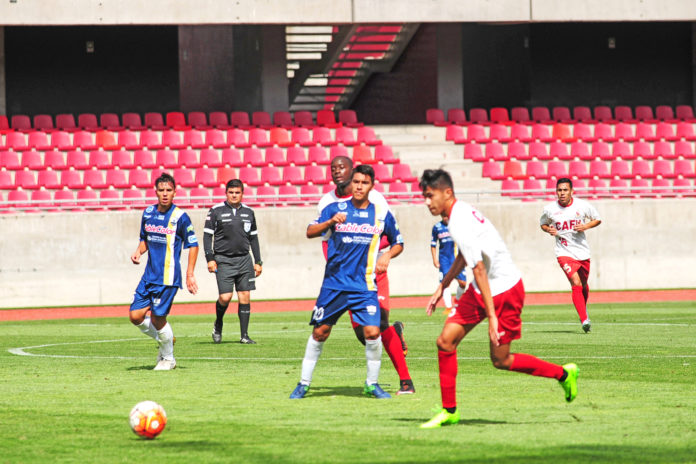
130, 204, 198, 315
311, 199, 403, 326
431, 221, 466, 282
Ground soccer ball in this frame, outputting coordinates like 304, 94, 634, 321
129, 401, 167, 439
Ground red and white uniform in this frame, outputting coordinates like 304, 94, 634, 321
317, 189, 392, 315
447, 200, 521, 297
446, 200, 524, 344
539, 198, 601, 261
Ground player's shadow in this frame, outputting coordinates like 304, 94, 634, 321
532, 330, 579, 334
126, 365, 187, 371
395, 417, 507, 425
306, 386, 370, 398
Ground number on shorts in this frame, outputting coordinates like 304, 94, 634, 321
312, 306, 325, 321
563, 263, 572, 275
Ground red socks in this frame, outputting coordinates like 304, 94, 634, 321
381, 326, 411, 381
438, 350, 458, 409
509, 353, 564, 379
571, 285, 589, 322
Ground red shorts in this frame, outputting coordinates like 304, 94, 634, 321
557, 257, 590, 281
350, 272, 389, 328
446, 279, 525, 345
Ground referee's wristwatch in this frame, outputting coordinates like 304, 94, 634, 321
255, 260, 263, 266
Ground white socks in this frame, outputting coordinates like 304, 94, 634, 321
442, 285, 453, 308
300, 335, 324, 386
455, 284, 465, 301
365, 336, 382, 385
156, 322, 175, 361
137, 317, 159, 341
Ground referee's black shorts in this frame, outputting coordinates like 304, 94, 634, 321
214, 254, 256, 294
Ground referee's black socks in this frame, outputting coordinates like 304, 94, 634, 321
215, 300, 229, 331
238, 303, 251, 337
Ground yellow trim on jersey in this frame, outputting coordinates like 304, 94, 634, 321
163, 207, 184, 286
364, 203, 385, 291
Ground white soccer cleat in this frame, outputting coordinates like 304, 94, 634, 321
581, 319, 591, 333
153, 359, 177, 370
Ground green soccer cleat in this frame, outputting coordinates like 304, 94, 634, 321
560, 363, 579, 402
420, 408, 460, 429
363, 382, 391, 399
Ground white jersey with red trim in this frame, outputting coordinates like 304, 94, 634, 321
539, 197, 601, 260
447, 200, 521, 296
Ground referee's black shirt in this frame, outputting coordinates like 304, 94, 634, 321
203, 201, 261, 264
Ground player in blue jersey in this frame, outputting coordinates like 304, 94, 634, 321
290, 164, 404, 399
431, 217, 467, 315
128, 173, 199, 370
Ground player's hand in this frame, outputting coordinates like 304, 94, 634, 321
186, 275, 198, 294
331, 212, 347, 225
426, 285, 444, 316
546, 226, 558, 236
254, 263, 262, 277
207, 261, 217, 273
573, 223, 587, 232
433, 260, 440, 269
376, 254, 390, 273
131, 252, 141, 265
488, 314, 502, 347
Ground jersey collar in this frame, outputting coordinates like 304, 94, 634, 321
557, 197, 574, 208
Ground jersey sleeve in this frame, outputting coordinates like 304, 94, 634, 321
313, 202, 336, 226
584, 202, 601, 222
449, 213, 482, 268
179, 212, 199, 249
539, 206, 552, 226
382, 211, 404, 247
139, 210, 147, 242
431, 225, 438, 248
203, 207, 216, 260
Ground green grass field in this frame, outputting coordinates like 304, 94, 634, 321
1, 301, 694, 463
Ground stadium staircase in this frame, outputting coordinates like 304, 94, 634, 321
287, 24, 420, 112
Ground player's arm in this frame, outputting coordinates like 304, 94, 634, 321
203, 209, 217, 273
375, 243, 403, 273
249, 213, 263, 277
130, 240, 148, 265
426, 252, 466, 316
375, 211, 404, 272
540, 210, 558, 236
573, 218, 601, 232
306, 212, 346, 238
431, 245, 439, 268
471, 260, 500, 347
186, 245, 199, 294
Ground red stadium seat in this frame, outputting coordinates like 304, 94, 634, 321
338, 109, 363, 128
30, 189, 54, 211
122, 189, 145, 206
487, 143, 507, 161
226, 129, 250, 148
207, 112, 230, 130
273, 111, 294, 128
614, 106, 635, 123
33, 114, 55, 132
469, 108, 488, 124
357, 127, 382, 146
264, 147, 287, 167
221, 148, 244, 167
118, 130, 141, 150
199, 149, 221, 168
609, 178, 629, 197
547, 161, 567, 179
196, 167, 220, 188
329, 145, 348, 162
309, 146, 330, 165
652, 159, 673, 179
392, 163, 417, 182
374, 145, 398, 164
156, 149, 178, 169
614, 123, 635, 142
178, 149, 200, 168
189, 187, 212, 207
334, 127, 356, 146
304, 165, 328, 184
183, 130, 207, 149
569, 160, 590, 179
631, 159, 652, 178
269, 127, 293, 147
0, 170, 13, 189
501, 179, 521, 198
6, 132, 29, 151
675, 122, 696, 141
311, 127, 335, 147
89, 150, 112, 169
44, 150, 68, 170
105, 169, 130, 189
84, 169, 107, 189
463, 143, 484, 162
138, 130, 162, 150
633, 141, 655, 160
66, 151, 90, 170
291, 128, 314, 147
188, 112, 210, 130
61, 169, 84, 189
239, 167, 263, 186
531, 124, 553, 143
286, 146, 309, 166
610, 141, 631, 160
550, 142, 571, 160
508, 142, 530, 161
481, 161, 503, 180
525, 161, 545, 180
230, 111, 252, 129
509, 124, 532, 143
552, 106, 573, 123
589, 160, 610, 179
634, 105, 655, 122
95, 130, 120, 150
676, 105, 696, 121
132, 150, 156, 169
594, 106, 615, 123
205, 129, 229, 149
675, 141, 695, 158
651, 178, 672, 197
248, 128, 271, 148
127, 169, 150, 189
56, 114, 78, 132
447, 108, 468, 125
489, 125, 510, 143
99, 189, 122, 209
255, 185, 277, 205
426, 108, 446, 126
122, 113, 145, 131
531, 107, 552, 124
252, 111, 273, 129
510, 107, 530, 124
293, 111, 315, 128
490, 107, 510, 124
353, 145, 374, 164
445, 124, 464, 143
260, 166, 283, 186
299, 184, 321, 203
161, 130, 185, 149
573, 106, 595, 123
243, 148, 265, 167
655, 105, 676, 122
144, 112, 166, 130
100, 113, 124, 131
674, 159, 695, 178
569, 142, 589, 160
317, 110, 339, 128
655, 122, 676, 141
78, 113, 100, 131
653, 141, 675, 160
53, 189, 77, 209
528, 142, 551, 160
634, 123, 656, 142
11, 115, 32, 132
502, 160, 525, 180
282, 166, 304, 185
38, 170, 62, 190
466, 124, 489, 143
173, 168, 196, 188
166, 112, 189, 130
21, 150, 43, 170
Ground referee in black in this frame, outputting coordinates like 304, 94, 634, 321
204, 179, 263, 344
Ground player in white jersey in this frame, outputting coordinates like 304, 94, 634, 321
540, 178, 602, 333
418, 169, 578, 429
315, 156, 414, 395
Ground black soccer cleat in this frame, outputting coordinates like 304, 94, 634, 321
240, 336, 257, 345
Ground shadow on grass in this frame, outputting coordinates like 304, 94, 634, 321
532, 330, 580, 334
304, 386, 369, 398
395, 417, 508, 425
126, 365, 188, 371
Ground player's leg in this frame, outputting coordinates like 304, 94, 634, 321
150, 286, 179, 370
559, 257, 590, 328
420, 321, 474, 428
236, 257, 257, 344
361, 324, 391, 398
291, 289, 345, 399
130, 281, 158, 340
378, 306, 414, 394
212, 262, 235, 343
578, 260, 591, 333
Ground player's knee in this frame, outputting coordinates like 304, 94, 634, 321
363, 326, 380, 340
129, 311, 144, 325
312, 326, 331, 342
436, 336, 456, 352
353, 327, 366, 345
490, 354, 512, 370
218, 293, 233, 305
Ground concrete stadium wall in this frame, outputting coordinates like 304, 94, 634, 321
1, 198, 693, 309
2, 0, 696, 25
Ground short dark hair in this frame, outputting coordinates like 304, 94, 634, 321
352, 164, 374, 184
226, 179, 244, 192
331, 156, 353, 170
556, 177, 573, 189
419, 169, 453, 192
154, 172, 176, 189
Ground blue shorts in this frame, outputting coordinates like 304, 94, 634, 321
440, 263, 466, 283
130, 279, 179, 317
310, 288, 380, 327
